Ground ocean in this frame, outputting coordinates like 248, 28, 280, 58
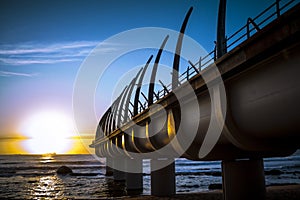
0, 150, 299, 199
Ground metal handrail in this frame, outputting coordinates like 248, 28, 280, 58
226, 0, 297, 51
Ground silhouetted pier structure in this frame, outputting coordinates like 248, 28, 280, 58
90, 0, 300, 199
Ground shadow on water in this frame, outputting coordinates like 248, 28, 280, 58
104, 178, 127, 197
92, 177, 143, 197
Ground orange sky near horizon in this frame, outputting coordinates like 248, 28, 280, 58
0, 137, 94, 155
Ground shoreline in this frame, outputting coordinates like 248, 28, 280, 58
119, 184, 300, 200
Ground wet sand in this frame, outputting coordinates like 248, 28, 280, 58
120, 185, 300, 200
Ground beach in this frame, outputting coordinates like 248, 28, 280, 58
120, 185, 300, 200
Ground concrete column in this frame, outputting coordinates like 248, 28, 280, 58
113, 158, 126, 181
222, 158, 266, 200
125, 158, 143, 194
105, 157, 113, 176
151, 159, 175, 196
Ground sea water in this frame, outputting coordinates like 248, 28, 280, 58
0, 150, 299, 199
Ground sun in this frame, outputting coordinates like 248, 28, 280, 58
20, 111, 76, 154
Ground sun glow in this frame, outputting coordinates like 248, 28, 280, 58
20, 111, 76, 154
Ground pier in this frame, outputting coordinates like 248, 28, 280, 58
90, 0, 300, 199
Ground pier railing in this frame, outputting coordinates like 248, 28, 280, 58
107, 0, 300, 128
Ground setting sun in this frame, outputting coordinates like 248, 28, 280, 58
20, 111, 76, 154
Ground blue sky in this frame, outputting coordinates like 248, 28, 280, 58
0, 0, 282, 153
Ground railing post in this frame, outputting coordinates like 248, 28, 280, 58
247, 17, 261, 38
225, 35, 228, 51
198, 56, 202, 71
276, 0, 280, 18
188, 60, 200, 74
159, 80, 169, 96
214, 41, 217, 61
141, 92, 148, 104
153, 91, 159, 101
247, 20, 250, 39
186, 66, 190, 80
138, 100, 145, 110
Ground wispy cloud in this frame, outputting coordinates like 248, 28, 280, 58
0, 41, 119, 66
0, 70, 38, 77
0, 41, 99, 55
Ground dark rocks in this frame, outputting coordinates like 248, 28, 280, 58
71, 173, 99, 176
209, 171, 222, 177
56, 166, 73, 175
27, 180, 37, 183
208, 183, 222, 190
105, 171, 113, 176
265, 169, 283, 175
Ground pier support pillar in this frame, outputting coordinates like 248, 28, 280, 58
113, 158, 126, 181
125, 159, 143, 194
151, 159, 175, 196
105, 157, 113, 176
222, 158, 266, 200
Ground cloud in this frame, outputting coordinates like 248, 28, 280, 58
0, 58, 82, 65
0, 41, 120, 66
0, 136, 29, 140
0, 70, 39, 77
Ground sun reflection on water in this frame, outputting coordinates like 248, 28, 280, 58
39, 154, 56, 164
28, 176, 65, 199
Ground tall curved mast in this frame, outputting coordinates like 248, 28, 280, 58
123, 68, 143, 122
172, 7, 193, 89
216, 0, 227, 58
133, 55, 153, 115
148, 35, 169, 106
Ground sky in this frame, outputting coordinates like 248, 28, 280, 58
0, 0, 278, 154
